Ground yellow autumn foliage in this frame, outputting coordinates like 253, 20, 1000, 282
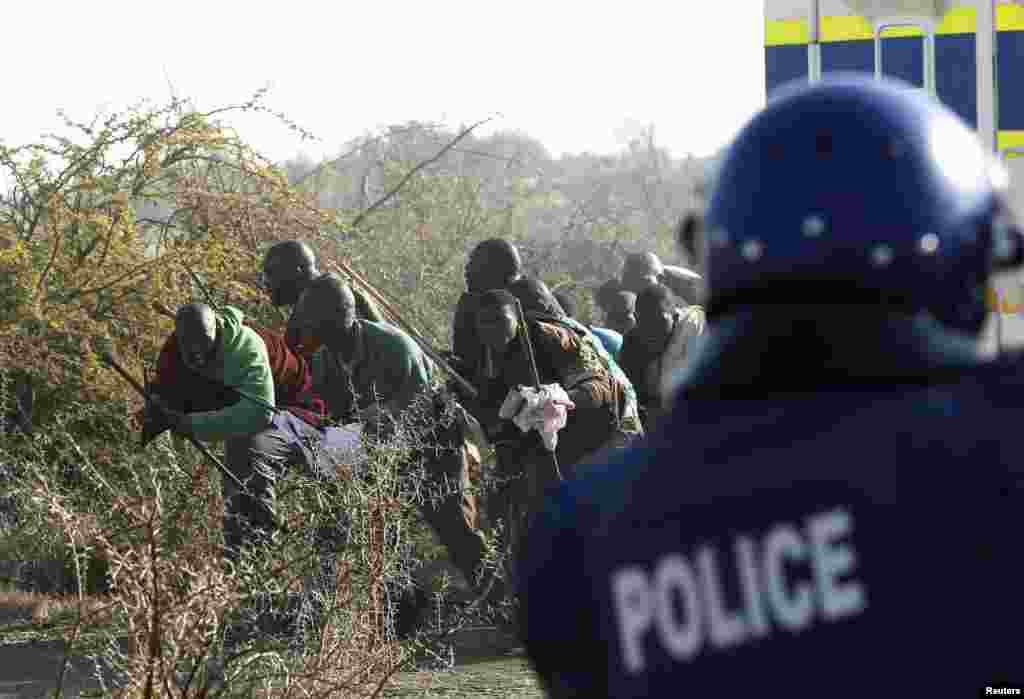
0, 94, 329, 421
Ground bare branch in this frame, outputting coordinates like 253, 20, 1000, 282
59, 250, 180, 304
348, 116, 497, 230
292, 122, 442, 188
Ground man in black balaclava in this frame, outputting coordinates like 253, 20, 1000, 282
449, 238, 526, 382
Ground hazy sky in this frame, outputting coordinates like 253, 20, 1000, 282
5, 1, 766, 164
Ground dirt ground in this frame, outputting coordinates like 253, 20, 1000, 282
382, 655, 543, 698
0, 625, 543, 699
0, 635, 108, 699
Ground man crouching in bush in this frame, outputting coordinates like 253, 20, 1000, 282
288, 274, 500, 636
144, 302, 365, 628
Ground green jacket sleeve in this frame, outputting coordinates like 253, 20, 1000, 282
185, 328, 276, 442
387, 350, 432, 417
364, 326, 433, 419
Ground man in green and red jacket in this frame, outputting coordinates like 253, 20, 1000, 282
146, 302, 364, 562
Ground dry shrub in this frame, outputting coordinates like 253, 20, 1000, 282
0, 378, 507, 698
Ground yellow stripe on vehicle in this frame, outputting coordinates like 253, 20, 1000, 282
998, 3, 1024, 31
821, 14, 898, 41
998, 131, 1024, 154
765, 18, 809, 47
766, 4, 1024, 47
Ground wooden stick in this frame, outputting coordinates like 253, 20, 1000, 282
348, 116, 495, 230
99, 350, 244, 490
330, 261, 422, 335
328, 261, 478, 400
153, 300, 175, 319
182, 261, 221, 310
514, 299, 563, 481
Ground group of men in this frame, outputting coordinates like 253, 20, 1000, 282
105, 73, 1024, 694
140, 218, 706, 639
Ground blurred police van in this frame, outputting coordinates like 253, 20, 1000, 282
764, 0, 1024, 350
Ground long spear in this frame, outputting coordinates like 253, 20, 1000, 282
99, 350, 244, 490
513, 299, 563, 484
328, 261, 478, 400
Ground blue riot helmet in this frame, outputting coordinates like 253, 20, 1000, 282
703, 73, 1023, 335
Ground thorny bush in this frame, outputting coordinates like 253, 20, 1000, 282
0, 89, 333, 425
0, 88, 674, 695
0, 370, 509, 697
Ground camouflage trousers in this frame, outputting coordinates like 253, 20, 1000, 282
406, 397, 494, 598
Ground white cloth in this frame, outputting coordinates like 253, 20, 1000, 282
323, 422, 367, 464
499, 383, 576, 452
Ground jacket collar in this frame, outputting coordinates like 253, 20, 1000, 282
672, 307, 988, 401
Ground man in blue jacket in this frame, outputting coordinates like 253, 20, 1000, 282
518, 75, 1024, 697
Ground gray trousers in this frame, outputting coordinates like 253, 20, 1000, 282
222, 411, 364, 563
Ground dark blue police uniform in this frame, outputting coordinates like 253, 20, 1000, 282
520, 318, 1024, 697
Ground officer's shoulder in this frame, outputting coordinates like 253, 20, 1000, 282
967, 348, 1024, 397
546, 439, 660, 528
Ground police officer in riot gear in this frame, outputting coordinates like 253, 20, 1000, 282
518, 75, 1024, 696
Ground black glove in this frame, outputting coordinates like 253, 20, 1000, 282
140, 406, 170, 447
146, 395, 191, 437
